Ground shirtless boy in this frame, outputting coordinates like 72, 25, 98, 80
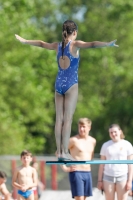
0, 171, 11, 200
61, 118, 96, 200
12, 150, 37, 200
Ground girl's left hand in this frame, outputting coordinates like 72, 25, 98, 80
126, 180, 132, 191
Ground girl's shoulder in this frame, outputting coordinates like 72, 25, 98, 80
100, 140, 112, 150
103, 140, 113, 146
58, 42, 62, 45
121, 139, 132, 146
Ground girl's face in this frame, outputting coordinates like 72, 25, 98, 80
109, 127, 122, 142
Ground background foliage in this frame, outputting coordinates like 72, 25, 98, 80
0, 0, 133, 155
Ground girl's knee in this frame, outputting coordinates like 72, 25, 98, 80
63, 114, 73, 122
55, 118, 64, 124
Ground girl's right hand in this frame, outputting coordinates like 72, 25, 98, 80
15, 34, 26, 44
97, 181, 103, 190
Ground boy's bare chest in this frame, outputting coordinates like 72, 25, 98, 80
75, 140, 94, 153
19, 168, 32, 177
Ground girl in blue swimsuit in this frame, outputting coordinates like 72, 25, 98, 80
15, 20, 118, 160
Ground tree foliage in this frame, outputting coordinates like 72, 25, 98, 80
0, 0, 133, 154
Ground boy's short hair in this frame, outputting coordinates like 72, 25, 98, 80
78, 118, 92, 126
0, 171, 7, 179
20, 150, 32, 158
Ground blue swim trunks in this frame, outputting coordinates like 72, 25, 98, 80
18, 190, 33, 199
69, 171, 93, 198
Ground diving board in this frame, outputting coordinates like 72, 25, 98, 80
46, 160, 133, 165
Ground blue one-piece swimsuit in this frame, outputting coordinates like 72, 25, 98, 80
55, 41, 80, 95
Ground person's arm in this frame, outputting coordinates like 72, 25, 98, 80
12, 169, 22, 190
0, 184, 11, 200
73, 39, 118, 49
15, 34, 58, 50
91, 138, 96, 160
126, 154, 133, 191
60, 164, 77, 172
38, 180, 45, 190
68, 136, 76, 150
60, 137, 77, 172
60, 165, 71, 172
28, 168, 38, 189
97, 155, 106, 190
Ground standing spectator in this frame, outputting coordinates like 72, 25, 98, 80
0, 171, 11, 200
97, 124, 133, 200
31, 162, 45, 200
12, 150, 38, 200
61, 118, 96, 200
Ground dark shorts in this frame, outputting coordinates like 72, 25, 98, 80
69, 171, 93, 198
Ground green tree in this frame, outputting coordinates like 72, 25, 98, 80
0, 0, 133, 154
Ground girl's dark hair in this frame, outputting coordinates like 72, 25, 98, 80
109, 124, 125, 139
62, 20, 78, 58
0, 171, 7, 179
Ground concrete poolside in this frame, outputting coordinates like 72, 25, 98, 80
40, 188, 132, 200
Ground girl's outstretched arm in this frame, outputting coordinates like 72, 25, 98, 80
73, 39, 119, 49
15, 34, 58, 50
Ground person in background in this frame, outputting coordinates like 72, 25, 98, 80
12, 150, 38, 200
97, 124, 133, 200
0, 171, 11, 200
128, 183, 133, 197
60, 118, 96, 200
31, 162, 45, 200
128, 165, 133, 197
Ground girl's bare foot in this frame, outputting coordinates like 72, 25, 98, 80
55, 151, 62, 160
59, 152, 76, 161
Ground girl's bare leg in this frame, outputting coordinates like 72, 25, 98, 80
61, 84, 78, 160
116, 181, 128, 200
103, 181, 115, 200
55, 92, 64, 158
